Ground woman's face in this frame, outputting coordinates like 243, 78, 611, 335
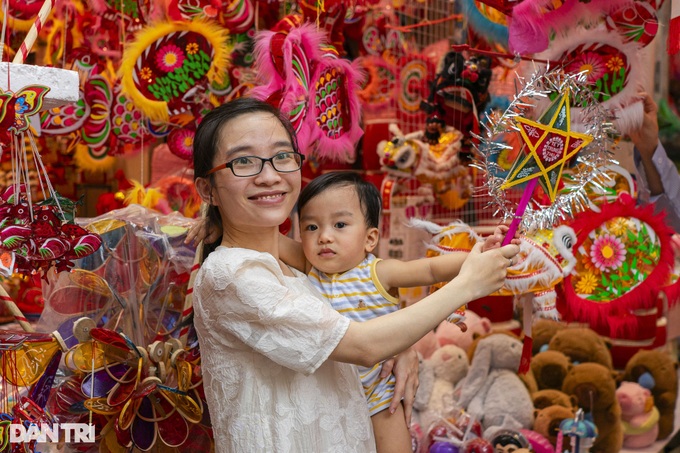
208, 112, 301, 235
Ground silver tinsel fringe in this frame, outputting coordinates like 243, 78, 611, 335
471, 64, 618, 233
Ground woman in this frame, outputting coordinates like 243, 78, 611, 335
192, 96, 519, 452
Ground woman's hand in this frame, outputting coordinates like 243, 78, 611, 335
628, 92, 659, 159
457, 242, 519, 300
381, 346, 419, 426
185, 215, 221, 246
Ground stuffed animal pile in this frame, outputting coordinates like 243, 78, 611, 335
412, 317, 679, 452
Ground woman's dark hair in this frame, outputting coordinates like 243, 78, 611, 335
193, 97, 299, 259
298, 171, 381, 229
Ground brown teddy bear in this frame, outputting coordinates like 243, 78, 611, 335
531, 350, 571, 391
622, 349, 678, 440
534, 404, 575, 446
562, 362, 623, 453
532, 389, 576, 410
549, 326, 613, 369
531, 319, 567, 355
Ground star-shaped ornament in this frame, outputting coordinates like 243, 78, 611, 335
501, 89, 593, 202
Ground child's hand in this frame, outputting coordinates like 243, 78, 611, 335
184, 216, 220, 246
481, 224, 520, 252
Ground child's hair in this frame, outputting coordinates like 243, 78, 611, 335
193, 97, 299, 259
298, 172, 382, 229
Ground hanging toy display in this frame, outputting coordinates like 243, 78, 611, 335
605, 0, 661, 47
250, 22, 364, 161
421, 50, 493, 147
396, 52, 434, 133
0, 84, 103, 276
535, 25, 646, 135
109, 81, 153, 156
473, 66, 614, 372
167, 0, 255, 33
38, 49, 119, 172
119, 20, 231, 122
355, 55, 398, 117
508, 0, 630, 55
377, 121, 473, 210
559, 194, 675, 337
299, 0, 348, 56
473, 67, 614, 235
34, 206, 212, 451
0, 0, 45, 31
460, 0, 510, 53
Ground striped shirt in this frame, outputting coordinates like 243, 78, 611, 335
309, 254, 401, 415
308, 254, 400, 323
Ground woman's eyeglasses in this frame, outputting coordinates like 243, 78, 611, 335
207, 151, 305, 177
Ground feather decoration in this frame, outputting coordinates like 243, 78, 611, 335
250, 23, 365, 161
461, 0, 509, 49
534, 25, 646, 135
509, 0, 631, 54
73, 143, 117, 174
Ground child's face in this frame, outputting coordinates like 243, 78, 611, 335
299, 185, 379, 274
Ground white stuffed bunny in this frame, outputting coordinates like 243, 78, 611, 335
456, 334, 534, 440
414, 344, 469, 430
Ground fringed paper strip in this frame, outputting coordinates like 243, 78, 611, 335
119, 20, 230, 122
562, 194, 674, 335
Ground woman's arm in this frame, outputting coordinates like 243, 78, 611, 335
329, 243, 518, 367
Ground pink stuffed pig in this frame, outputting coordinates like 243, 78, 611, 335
616, 381, 659, 448
435, 310, 491, 353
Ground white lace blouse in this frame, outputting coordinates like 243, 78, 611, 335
193, 246, 376, 453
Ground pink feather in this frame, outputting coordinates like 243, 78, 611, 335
250, 24, 365, 160
307, 55, 365, 161
509, 0, 633, 54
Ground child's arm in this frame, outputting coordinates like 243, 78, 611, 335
377, 223, 520, 290
278, 234, 310, 273
376, 251, 468, 290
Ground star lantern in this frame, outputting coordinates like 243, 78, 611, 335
501, 88, 593, 203
495, 87, 593, 374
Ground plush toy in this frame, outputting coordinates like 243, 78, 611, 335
435, 309, 492, 353
616, 381, 659, 448
548, 326, 613, 369
533, 405, 575, 447
468, 331, 539, 395
456, 333, 534, 440
531, 350, 572, 391
413, 330, 440, 360
532, 389, 576, 410
414, 344, 469, 430
531, 319, 567, 355
561, 363, 623, 453
622, 349, 678, 440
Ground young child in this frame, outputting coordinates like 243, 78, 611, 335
279, 171, 516, 453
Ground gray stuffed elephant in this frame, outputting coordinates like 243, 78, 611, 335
456, 333, 534, 440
